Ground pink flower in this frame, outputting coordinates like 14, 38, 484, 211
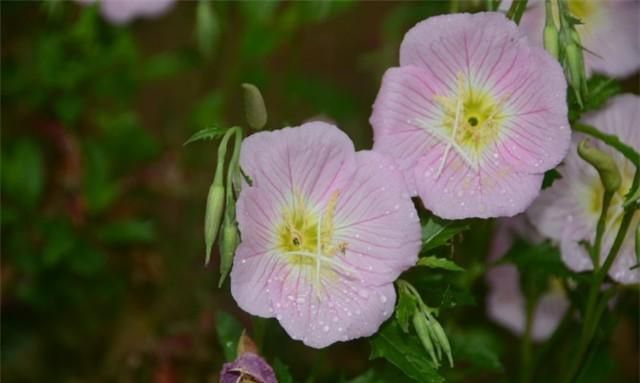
76, 0, 176, 25
486, 215, 569, 341
502, 0, 640, 78
528, 94, 640, 284
370, 12, 570, 220
220, 353, 277, 383
230, 122, 421, 348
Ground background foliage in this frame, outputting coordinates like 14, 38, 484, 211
1, 1, 638, 382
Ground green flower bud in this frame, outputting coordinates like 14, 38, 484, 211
204, 180, 225, 266
431, 319, 453, 367
544, 24, 560, 60
242, 83, 268, 131
543, 0, 559, 59
218, 215, 239, 287
578, 139, 622, 194
413, 312, 439, 368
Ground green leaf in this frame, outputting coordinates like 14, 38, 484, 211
98, 219, 155, 246
395, 285, 419, 333
370, 320, 444, 383
215, 311, 242, 362
183, 126, 229, 146
450, 328, 503, 371
421, 217, 469, 253
2, 139, 44, 209
542, 168, 562, 189
417, 256, 464, 272
272, 358, 294, 383
569, 75, 621, 122
82, 141, 119, 214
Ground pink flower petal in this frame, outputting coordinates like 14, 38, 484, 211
371, 12, 570, 219
232, 123, 421, 348
528, 94, 640, 284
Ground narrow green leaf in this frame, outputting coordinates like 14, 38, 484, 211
183, 126, 229, 146
370, 320, 444, 383
215, 311, 242, 361
417, 256, 464, 272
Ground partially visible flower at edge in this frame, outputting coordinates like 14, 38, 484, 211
230, 122, 421, 348
527, 94, 640, 284
370, 12, 570, 220
75, 0, 176, 25
501, 0, 640, 78
486, 215, 569, 341
220, 352, 277, 383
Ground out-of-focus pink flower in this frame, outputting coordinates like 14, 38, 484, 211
528, 94, 640, 284
219, 352, 277, 383
370, 12, 570, 220
76, 0, 176, 25
230, 122, 421, 348
486, 215, 569, 341
502, 0, 640, 78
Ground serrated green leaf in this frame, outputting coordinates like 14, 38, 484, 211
417, 256, 464, 272
215, 311, 242, 361
370, 320, 444, 383
395, 285, 418, 333
272, 358, 294, 383
421, 217, 469, 253
183, 126, 229, 146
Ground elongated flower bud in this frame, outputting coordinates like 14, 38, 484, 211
577, 139, 621, 193
205, 181, 225, 265
543, 0, 559, 59
413, 312, 439, 368
218, 216, 239, 287
431, 318, 453, 367
242, 83, 268, 131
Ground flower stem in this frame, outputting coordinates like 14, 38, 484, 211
519, 297, 535, 383
560, 209, 635, 383
591, 191, 613, 270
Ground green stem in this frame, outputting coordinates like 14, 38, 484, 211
519, 298, 535, 383
506, 0, 529, 24
592, 191, 613, 270
560, 209, 635, 383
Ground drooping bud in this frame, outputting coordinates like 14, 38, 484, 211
241, 83, 268, 131
543, 0, 559, 59
578, 139, 621, 193
430, 318, 453, 367
219, 352, 277, 383
218, 213, 239, 287
413, 312, 439, 368
204, 177, 225, 265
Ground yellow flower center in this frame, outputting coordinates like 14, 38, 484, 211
586, 157, 640, 238
430, 73, 507, 171
275, 191, 349, 291
567, 0, 597, 22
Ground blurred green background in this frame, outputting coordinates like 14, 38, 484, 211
1, 1, 638, 383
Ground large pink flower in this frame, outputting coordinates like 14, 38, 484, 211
486, 216, 569, 341
528, 94, 640, 284
76, 0, 176, 25
230, 122, 421, 348
502, 0, 640, 78
370, 12, 570, 219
